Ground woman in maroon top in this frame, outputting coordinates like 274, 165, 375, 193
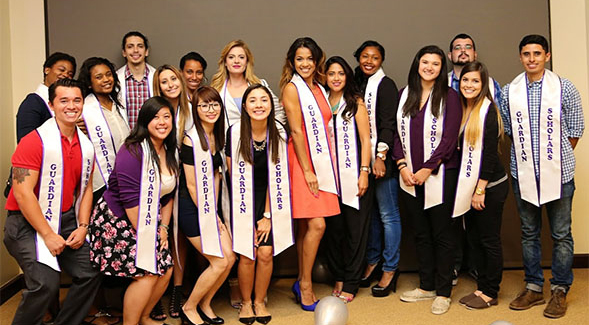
393, 45, 462, 315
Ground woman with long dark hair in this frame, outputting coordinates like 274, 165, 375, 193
280, 37, 340, 311
226, 84, 292, 324
177, 86, 235, 325
455, 61, 507, 310
89, 96, 179, 325
323, 56, 373, 303
352, 40, 402, 297
393, 45, 462, 315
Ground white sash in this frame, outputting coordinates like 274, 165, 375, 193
290, 73, 338, 194
34, 83, 53, 116
364, 68, 385, 163
186, 126, 223, 257
396, 88, 445, 209
135, 140, 161, 273
452, 98, 491, 217
82, 94, 119, 188
36, 118, 94, 271
509, 71, 562, 206
334, 97, 360, 210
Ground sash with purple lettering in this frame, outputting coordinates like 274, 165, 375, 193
230, 122, 293, 259
508, 70, 562, 206
364, 68, 385, 163
82, 94, 124, 191
452, 98, 491, 217
36, 118, 94, 271
396, 88, 445, 209
185, 126, 224, 257
135, 140, 161, 273
333, 96, 360, 209
34, 83, 53, 116
290, 73, 338, 194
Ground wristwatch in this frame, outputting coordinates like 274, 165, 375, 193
475, 187, 486, 195
376, 152, 386, 161
263, 212, 271, 219
360, 166, 371, 173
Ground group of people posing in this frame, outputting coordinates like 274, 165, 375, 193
4, 30, 583, 325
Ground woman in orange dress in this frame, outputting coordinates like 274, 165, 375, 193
279, 37, 340, 311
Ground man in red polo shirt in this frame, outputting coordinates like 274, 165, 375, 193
4, 79, 100, 325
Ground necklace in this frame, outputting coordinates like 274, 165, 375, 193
253, 139, 267, 151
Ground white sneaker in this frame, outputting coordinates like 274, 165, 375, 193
400, 288, 436, 302
431, 296, 451, 315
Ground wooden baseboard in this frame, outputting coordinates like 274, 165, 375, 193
573, 254, 589, 268
0, 274, 24, 305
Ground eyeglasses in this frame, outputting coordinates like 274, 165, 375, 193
453, 44, 473, 51
197, 102, 221, 112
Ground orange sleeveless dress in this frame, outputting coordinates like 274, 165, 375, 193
288, 84, 340, 219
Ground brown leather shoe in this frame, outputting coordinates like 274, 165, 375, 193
459, 292, 478, 306
509, 289, 545, 310
466, 296, 498, 310
543, 289, 567, 318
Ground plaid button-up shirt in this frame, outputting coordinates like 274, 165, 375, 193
500, 73, 585, 184
124, 65, 151, 129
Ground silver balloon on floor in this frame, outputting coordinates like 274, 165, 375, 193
314, 296, 348, 325
489, 321, 514, 325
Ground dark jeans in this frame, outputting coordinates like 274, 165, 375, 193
512, 178, 575, 293
3, 209, 101, 325
402, 169, 458, 297
325, 178, 375, 294
464, 179, 508, 299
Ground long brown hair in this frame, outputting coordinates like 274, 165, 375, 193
279, 37, 326, 94
237, 84, 284, 164
153, 64, 191, 142
190, 86, 225, 152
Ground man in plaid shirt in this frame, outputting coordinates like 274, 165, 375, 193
500, 34, 584, 319
116, 31, 155, 129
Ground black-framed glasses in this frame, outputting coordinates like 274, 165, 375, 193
197, 102, 221, 112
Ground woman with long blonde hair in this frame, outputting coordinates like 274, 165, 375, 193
455, 61, 507, 310
210, 40, 285, 129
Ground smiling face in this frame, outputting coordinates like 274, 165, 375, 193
44, 60, 75, 86
244, 88, 272, 122
49, 86, 84, 127
158, 69, 182, 100
89, 64, 114, 96
418, 53, 442, 82
122, 36, 149, 65
519, 43, 550, 79
448, 38, 477, 66
196, 98, 222, 126
460, 71, 482, 101
326, 63, 346, 93
358, 46, 383, 76
148, 107, 173, 143
182, 59, 205, 92
225, 46, 247, 75
294, 47, 316, 80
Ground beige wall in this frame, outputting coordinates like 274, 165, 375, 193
550, 0, 589, 255
1, 0, 46, 287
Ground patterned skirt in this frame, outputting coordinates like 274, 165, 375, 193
89, 197, 173, 277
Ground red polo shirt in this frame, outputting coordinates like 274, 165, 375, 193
5, 130, 83, 212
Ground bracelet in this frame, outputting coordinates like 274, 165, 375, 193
78, 223, 89, 229
397, 162, 407, 170
396, 160, 406, 166
159, 224, 169, 231
475, 187, 486, 195
399, 165, 407, 171
360, 166, 370, 173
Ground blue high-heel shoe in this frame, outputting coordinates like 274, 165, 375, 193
291, 280, 301, 303
300, 299, 320, 312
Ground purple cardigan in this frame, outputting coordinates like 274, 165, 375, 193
103, 143, 174, 219
393, 88, 462, 172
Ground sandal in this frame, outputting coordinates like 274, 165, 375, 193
229, 278, 242, 309
149, 300, 167, 321
82, 310, 120, 325
169, 285, 182, 318
338, 293, 355, 304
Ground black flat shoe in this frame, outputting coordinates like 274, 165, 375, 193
238, 304, 255, 325
371, 270, 400, 297
180, 308, 208, 325
197, 305, 224, 324
256, 315, 272, 324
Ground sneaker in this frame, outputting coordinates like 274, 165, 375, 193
400, 288, 436, 302
543, 289, 567, 318
431, 297, 451, 315
509, 289, 545, 310
452, 269, 458, 286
